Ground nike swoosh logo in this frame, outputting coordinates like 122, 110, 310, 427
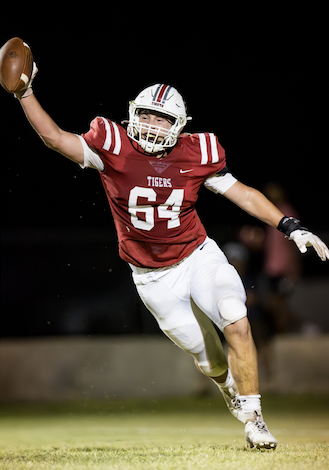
180, 169, 194, 173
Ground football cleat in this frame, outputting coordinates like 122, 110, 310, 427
245, 411, 278, 450
219, 382, 245, 423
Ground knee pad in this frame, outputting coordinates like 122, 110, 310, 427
218, 297, 247, 325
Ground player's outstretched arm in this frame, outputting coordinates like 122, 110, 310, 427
0, 38, 84, 164
224, 181, 329, 261
224, 181, 284, 227
19, 92, 84, 165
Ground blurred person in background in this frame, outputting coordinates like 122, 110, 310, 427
262, 183, 302, 334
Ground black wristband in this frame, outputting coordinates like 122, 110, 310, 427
277, 216, 307, 237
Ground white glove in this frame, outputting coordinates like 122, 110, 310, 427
290, 229, 329, 261
15, 62, 38, 99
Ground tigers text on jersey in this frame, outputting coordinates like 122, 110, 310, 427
81, 117, 227, 268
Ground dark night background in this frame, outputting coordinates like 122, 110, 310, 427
1, 4, 328, 338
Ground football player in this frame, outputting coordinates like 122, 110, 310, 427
12, 68, 329, 450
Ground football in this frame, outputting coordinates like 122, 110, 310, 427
0, 37, 34, 93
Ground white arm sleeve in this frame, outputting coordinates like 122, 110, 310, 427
76, 135, 104, 171
203, 172, 238, 194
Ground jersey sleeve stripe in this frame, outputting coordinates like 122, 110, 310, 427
209, 133, 219, 163
112, 121, 122, 155
199, 133, 208, 165
101, 117, 112, 151
101, 118, 121, 155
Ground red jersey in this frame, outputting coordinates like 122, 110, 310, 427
82, 117, 226, 267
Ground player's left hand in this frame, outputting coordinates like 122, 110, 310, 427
290, 229, 329, 261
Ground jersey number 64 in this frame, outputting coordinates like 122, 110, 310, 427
128, 187, 184, 231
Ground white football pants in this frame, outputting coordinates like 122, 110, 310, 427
130, 237, 247, 377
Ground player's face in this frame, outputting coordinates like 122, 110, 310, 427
139, 112, 172, 144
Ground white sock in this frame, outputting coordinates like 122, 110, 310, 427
239, 394, 262, 413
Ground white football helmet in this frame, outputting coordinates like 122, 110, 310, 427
127, 84, 192, 154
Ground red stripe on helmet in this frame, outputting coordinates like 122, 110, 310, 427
156, 84, 169, 103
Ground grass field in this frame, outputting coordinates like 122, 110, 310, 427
0, 395, 328, 469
